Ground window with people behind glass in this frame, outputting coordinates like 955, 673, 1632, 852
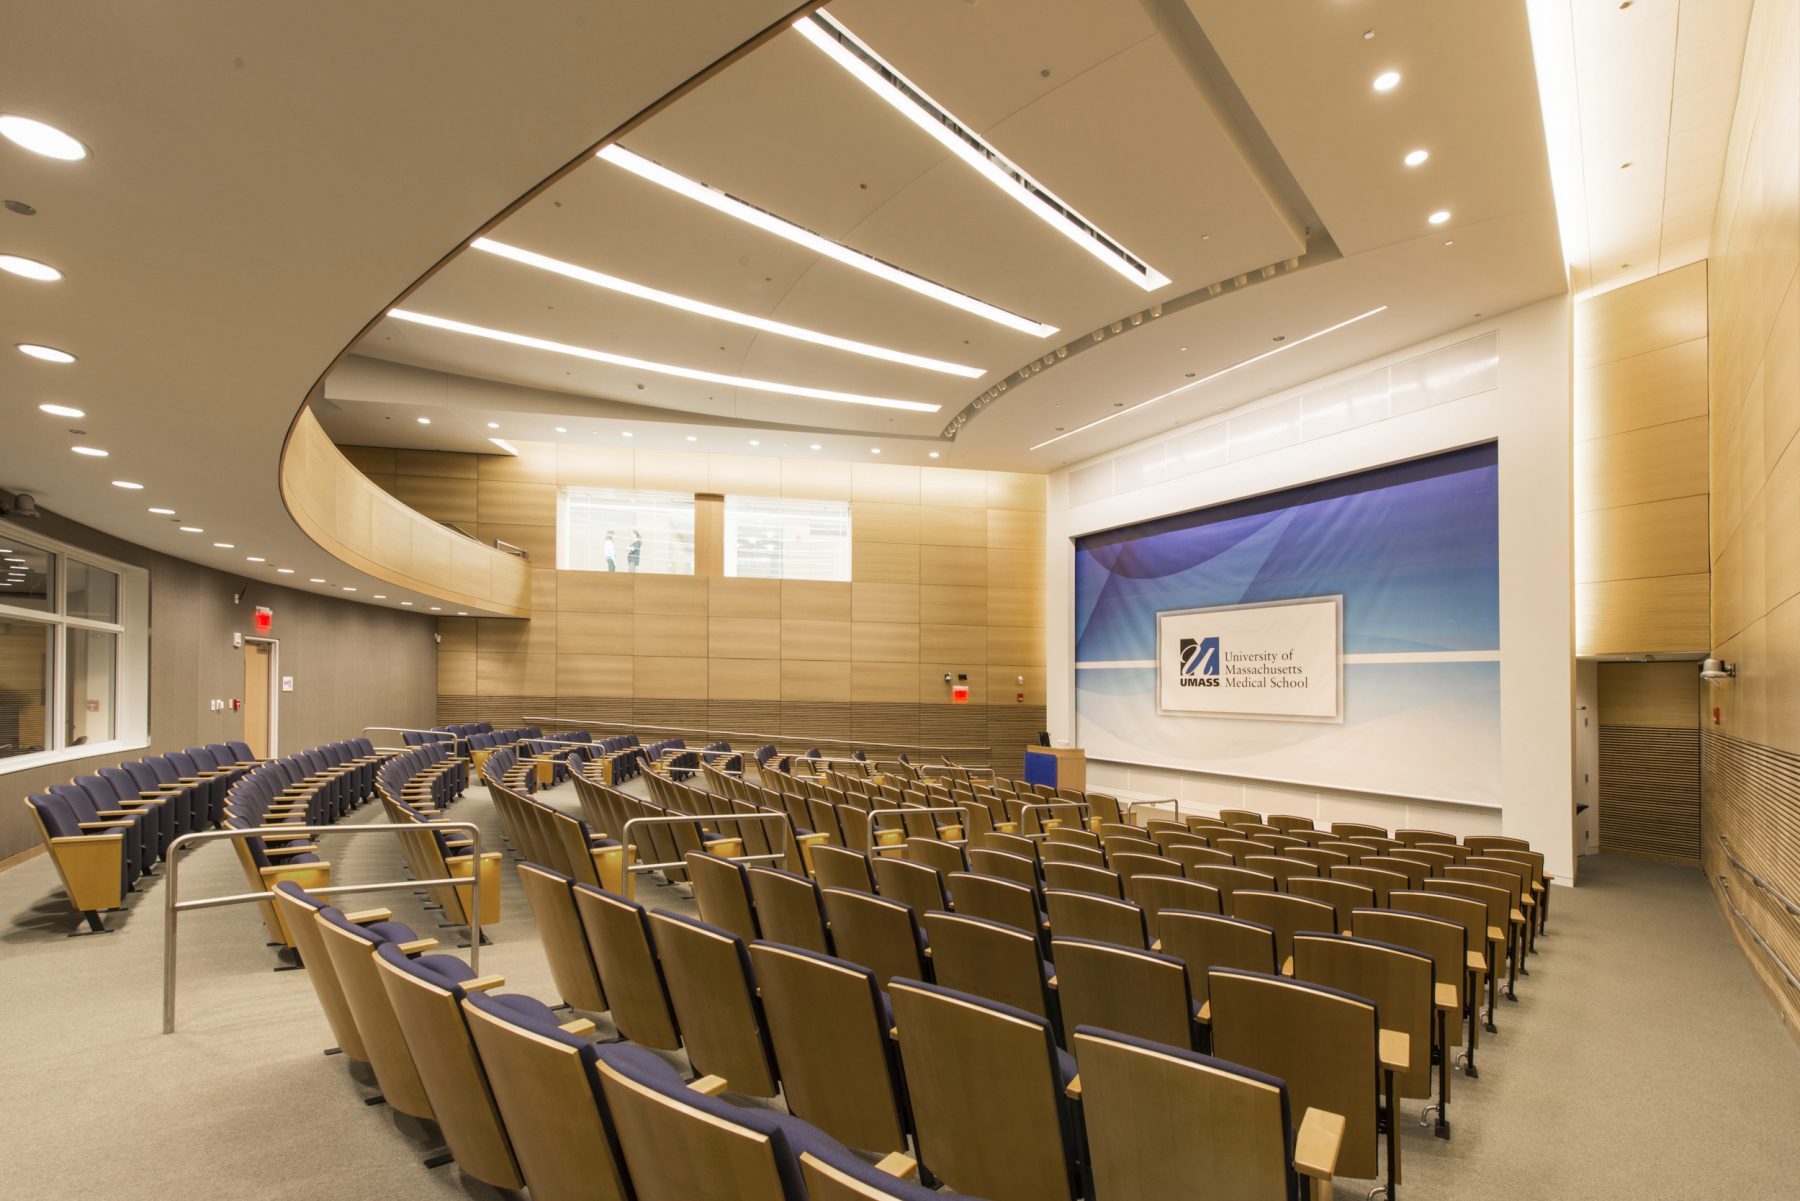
557, 487, 851, 582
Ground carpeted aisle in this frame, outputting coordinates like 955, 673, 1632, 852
2, 783, 1794, 1199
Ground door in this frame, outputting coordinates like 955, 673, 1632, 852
243, 640, 275, 758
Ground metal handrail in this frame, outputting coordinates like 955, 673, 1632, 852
1717, 835, 1800, 920
492, 538, 529, 560
868, 805, 966, 836
1717, 879, 1800, 994
162, 820, 483, 1034
362, 726, 458, 752
520, 714, 988, 755
620, 812, 795, 875
1019, 799, 1091, 838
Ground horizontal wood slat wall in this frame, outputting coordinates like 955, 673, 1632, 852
1705, 0, 1800, 1034
1574, 261, 1711, 654
1597, 726, 1702, 862
1701, 732, 1800, 1027
347, 440, 1051, 772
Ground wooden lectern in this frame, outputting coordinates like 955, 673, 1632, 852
1023, 746, 1085, 792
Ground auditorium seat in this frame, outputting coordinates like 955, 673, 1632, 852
571, 883, 681, 1049
1287, 876, 1376, 934
748, 942, 910, 1154
1156, 911, 1278, 1048
1293, 932, 1436, 1131
516, 863, 608, 1014
1051, 936, 1203, 1050
1187, 863, 1277, 911
1071, 1026, 1343, 1201
1353, 906, 1472, 1122
920, 911, 1058, 1025
1044, 888, 1148, 949
745, 865, 833, 955
1042, 860, 1124, 899
948, 871, 1046, 944
1128, 874, 1225, 934
22, 793, 128, 932
648, 910, 780, 1097
820, 888, 930, 990
686, 851, 760, 944
888, 978, 1083, 1201
1232, 891, 1337, 975
872, 855, 950, 917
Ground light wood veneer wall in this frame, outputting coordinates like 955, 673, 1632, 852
1703, 0, 1800, 1033
1575, 262, 1711, 654
340, 442, 1049, 776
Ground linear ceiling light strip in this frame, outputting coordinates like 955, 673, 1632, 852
471, 237, 984, 378
794, 12, 1171, 293
597, 144, 1057, 339
1029, 305, 1387, 450
387, 309, 941, 413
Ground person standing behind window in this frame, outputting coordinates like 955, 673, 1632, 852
628, 529, 642, 573
604, 530, 617, 572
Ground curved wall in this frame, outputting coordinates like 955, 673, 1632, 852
281, 408, 531, 618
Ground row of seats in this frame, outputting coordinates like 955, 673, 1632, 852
279, 876, 958, 1201
483, 746, 629, 893
517, 860, 1350, 1201
373, 741, 504, 934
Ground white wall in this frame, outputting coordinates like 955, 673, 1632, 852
1046, 295, 1576, 880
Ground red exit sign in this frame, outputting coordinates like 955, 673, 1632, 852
254, 606, 273, 633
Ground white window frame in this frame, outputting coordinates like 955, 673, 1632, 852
0, 519, 150, 775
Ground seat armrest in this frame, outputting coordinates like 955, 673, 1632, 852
1063, 1074, 1081, 1100
79, 820, 138, 829
344, 908, 394, 924
1378, 1028, 1410, 1074
874, 1152, 918, 1180
1293, 1108, 1345, 1180
687, 1075, 729, 1097
394, 939, 439, 955
559, 1017, 596, 1037
462, 975, 506, 992
264, 844, 320, 857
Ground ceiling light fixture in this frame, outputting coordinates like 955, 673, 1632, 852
486, 421, 499, 429
598, 144, 1056, 338
213, 542, 234, 549
686, 435, 698, 442
488, 437, 519, 455
1373, 71, 1401, 92
809, 443, 822, 450
111, 480, 143, 490
373, 595, 386, 599
71, 445, 107, 457
179, 526, 202, 533
554, 426, 568, 433
342, 587, 356, 592
277, 568, 294, 574
793, 13, 1170, 293
1028, 305, 1389, 451
245, 556, 265, 563
401, 601, 413, 606
749, 439, 761, 447
0, 254, 61, 281
18, 343, 75, 363
621, 431, 633, 438
309, 578, 325, 584
148, 507, 175, 515
38, 403, 84, 418
0, 115, 88, 160
429, 607, 441, 612
1428, 210, 1451, 225
929, 451, 940, 458
870, 447, 882, 454
473, 238, 985, 377
416, 416, 431, 425
1404, 149, 1429, 167
389, 308, 941, 413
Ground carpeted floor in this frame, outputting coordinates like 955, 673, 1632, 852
3, 779, 1796, 1199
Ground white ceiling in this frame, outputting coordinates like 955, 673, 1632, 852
327, 0, 1570, 474
0, 1, 805, 615
1541, 0, 1753, 296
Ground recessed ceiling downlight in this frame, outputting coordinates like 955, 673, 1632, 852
71, 445, 107, 457
1428, 210, 1452, 225
38, 403, 84, 418
1373, 71, 1401, 92
0, 254, 61, 281
0, 115, 88, 160
1404, 149, 1430, 167
19, 343, 75, 363
111, 480, 143, 490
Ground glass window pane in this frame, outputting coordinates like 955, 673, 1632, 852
65, 559, 119, 623
561, 488, 695, 575
0, 537, 54, 613
724, 496, 851, 581
65, 628, 118, 747
0, 618, 52, 758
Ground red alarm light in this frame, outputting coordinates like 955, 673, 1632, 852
951, 684, 969, 704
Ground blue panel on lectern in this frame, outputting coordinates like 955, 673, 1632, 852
1023, 749, 1058, 789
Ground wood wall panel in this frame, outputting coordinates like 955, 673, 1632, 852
1573, 263, 1710, 654
1598, 725, 1702, 862
1702, 0, 1800, 1034
336, 436, 1046, 764
1597, 661, 1701, 728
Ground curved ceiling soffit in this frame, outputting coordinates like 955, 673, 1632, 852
279, 1, 828, 517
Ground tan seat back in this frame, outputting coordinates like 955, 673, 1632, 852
1156, 911, 1277, 1012
921, 911, 1052, 1021
746, 866, 832, 955
748, 943, 907, 1153
904, 836, 967, 876
1102, 834, 1160, 862
1041, 839, 1108, 868
1286, 877, 1374, 933
648, 910, 778, 1097
1043, 861, 1124, 898
1243, 855, 1318, 890
873, 855, 950, 917
812, 844, 877, 893
968, 847, 1040, 890
1209, 970, 1380, 1179
313, 909, 434, 1119
571, 884, 681, 1050
462, 997, 630, 1201
1284, 847, 1351, 871
1052, 938, 1196, 1050
1170, 844, 1235, 871
1353, 907, 1468, 1048
1045, 889, 1147, 949
821, 888, 927, 990
271, 884, 366, 1060
889, 980, 1076, 1201
1293, 932, 1434, 1099
1073, 1028, 1295, 1201
1214, 837, 1274, 866
1111, 851, 1184, 894
948, 871, 1042, 938
1189, 863, 1278, 909
1330, 822, 1387, 838
1231, 891, 1336, 970
685, 851, 759, 944
1267, 814, 1315, 834
517, 864, 606, 1013
374, 950, 523, 1188
1126, 874, 1223, 936
1315, 840, 1368, 864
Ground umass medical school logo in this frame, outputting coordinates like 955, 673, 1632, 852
1178, 636, 1221, 686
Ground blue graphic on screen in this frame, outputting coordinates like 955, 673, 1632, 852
1074, 444, 1500, 804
